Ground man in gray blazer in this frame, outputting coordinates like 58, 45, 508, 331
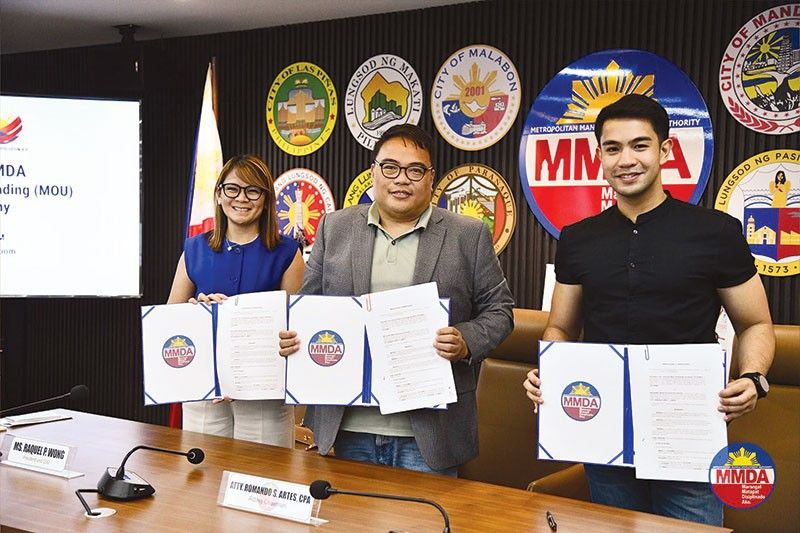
280, 124, 514, 475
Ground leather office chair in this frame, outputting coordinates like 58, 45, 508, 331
459, 309, 577, 488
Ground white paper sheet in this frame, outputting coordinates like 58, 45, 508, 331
363, 283, 456, 415
215, 291, 287, 400
141, 302, 216, 404
285, 295, 366, 405
538, 341, 630, 466
628, 344, 728, 482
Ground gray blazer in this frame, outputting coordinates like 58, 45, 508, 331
301, 205, 514, 470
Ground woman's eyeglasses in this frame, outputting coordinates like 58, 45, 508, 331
218, 183, 267, 200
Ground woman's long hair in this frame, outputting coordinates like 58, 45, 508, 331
208, 155, 280, 252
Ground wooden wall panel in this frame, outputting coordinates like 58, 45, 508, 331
1, 0, 796, 424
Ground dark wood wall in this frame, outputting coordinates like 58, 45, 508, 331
1, 0, 797, 424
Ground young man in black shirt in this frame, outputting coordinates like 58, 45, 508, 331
523, 94, 774, 526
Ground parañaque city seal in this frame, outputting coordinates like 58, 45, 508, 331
519, 49, 713, 238
431, 44, 520, 151
266, 62, 337, 156
715, 149, 799, 277
345, 54, 423, 150
343, 169, 374, 208
274, 168, 336, 259
432, 163, 516, 254
709, 442, 776, 509
719, 4, 800, 134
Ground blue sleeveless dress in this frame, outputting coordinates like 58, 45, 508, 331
184, 233, 298, 296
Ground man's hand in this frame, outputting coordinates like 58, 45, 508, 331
434, 327, 469, 361
278, 330, 301, 357
719, 378, 759, 422
190, 292, 228, 305
523, 368, 543, 414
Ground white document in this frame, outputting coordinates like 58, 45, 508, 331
363, 283, 456, 415
141, 302, 216, 404
215, 292, 287, 400
538, 341, 630, 466
285, 295, 366, 405
628, 344, 728, 482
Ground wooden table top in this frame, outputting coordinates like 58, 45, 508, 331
0, 410, 729, 532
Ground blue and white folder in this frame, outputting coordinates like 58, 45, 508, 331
285, 294, 451, 411
537, 341, 633, 466
141, 302, 217, 405
141, 291, 287, 405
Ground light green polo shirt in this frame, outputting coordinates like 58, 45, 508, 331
339, 203, 433, 437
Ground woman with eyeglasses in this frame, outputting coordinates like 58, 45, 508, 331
167, 154, 304, 447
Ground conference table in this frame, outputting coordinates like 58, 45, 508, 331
0, 410, 729, 532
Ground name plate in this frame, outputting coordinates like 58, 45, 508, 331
0, 434, 83, 479
217, 471, 325, 525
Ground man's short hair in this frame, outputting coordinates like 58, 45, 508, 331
594, 94, 670, 144
372, 124, 435, 165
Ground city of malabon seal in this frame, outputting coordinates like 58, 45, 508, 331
431, 44, 520, 151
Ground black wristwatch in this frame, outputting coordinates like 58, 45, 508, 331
740, 372, 769, 399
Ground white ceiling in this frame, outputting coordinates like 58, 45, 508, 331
0, 0, 477, 54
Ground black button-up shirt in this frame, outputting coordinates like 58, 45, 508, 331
556, 195, 756, 344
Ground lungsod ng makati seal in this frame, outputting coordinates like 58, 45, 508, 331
345, 54, 423, 150
432, 163, 516, 254
715, 150, 799, 277
719, 4, 800, 134
266, 62, 337, 156
431, 45, 520, 151
519, 49, 713, 238
274, 168, 336, 258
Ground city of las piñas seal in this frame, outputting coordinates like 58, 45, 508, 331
519, 49, 713, 238
432, 163, 516, 254
345, 54, 422, 150
715, 150, 799, 277
266, 62, 337, 155
719, 4, 800, 134
274, 168, 336, 259
709, 443, 776, 510
343, 169, 374, 208
431, 45, 520, 151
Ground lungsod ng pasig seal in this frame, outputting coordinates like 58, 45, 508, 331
266, 62, 337, 156
431, 44, 520, 151
715, 150, 799, 277
432, 164, 516, 254
274, 168, 336, 258
719, 4, 800, 134
345, 54, 423, 150
519, 49, 714, 238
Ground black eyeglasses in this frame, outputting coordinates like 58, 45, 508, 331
374, 160, 432, 182
219, 183, 267, 200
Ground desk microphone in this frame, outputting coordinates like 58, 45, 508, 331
310, 479, 450, 533
0, 384, 88, 416
96, 445, 205, 500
